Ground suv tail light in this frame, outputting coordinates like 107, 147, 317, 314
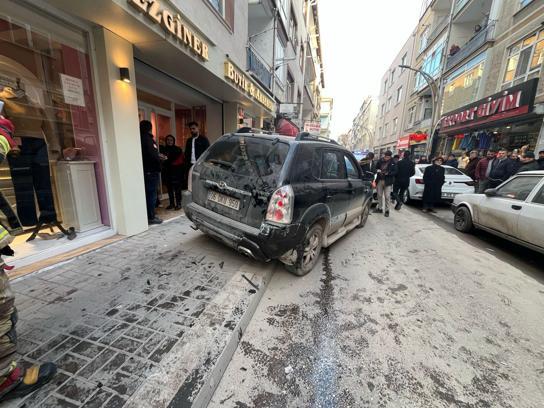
187, 165, 194, 192
266, 185, 294, 224
415, 178, 424, 185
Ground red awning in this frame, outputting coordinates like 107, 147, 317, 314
409, 133, 428, 144
277, 118, 299, 137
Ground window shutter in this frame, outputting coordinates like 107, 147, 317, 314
225, 0, 234, 30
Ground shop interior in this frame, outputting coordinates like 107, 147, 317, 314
0, 6, 111, 266
438, 119, 543, 156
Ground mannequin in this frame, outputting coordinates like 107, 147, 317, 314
0, 84, 75, 241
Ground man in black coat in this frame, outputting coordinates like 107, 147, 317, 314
422, 156, 445, 213
184, 121, 210, 167
373, 150, 398, 217
538, 150, 544, 170
488, 149, 515, 188
359, 152, 377, 180
393, 151, 415, 211
140, 120, 163, 224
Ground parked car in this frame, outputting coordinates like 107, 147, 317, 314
183, 132, 373, 276
402, 164, 475, 203
452, 170, 544, 254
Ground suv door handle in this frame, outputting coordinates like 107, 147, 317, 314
511, 205, 522, 210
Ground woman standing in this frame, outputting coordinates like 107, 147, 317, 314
160, 135, 184, 210
422, 157, 445, 213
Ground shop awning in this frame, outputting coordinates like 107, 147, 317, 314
409, 133, 428, 144
276, 118, 299, 137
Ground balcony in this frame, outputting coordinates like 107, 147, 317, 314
428, 15, 449, 44
445, 22, 494, 71
248, 0, 275, 19
453, 0, 470, 16
247, 46, 272, 91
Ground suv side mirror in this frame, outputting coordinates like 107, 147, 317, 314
484, 188, 498, 197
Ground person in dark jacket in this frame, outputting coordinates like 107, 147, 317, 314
509, 150, 522, 174
140, 120, 162, 225
373, 150, 398, 217
464, 150, 480, 180
475, 150, 496, 193
515, 151, 541, 173
488, 149, 515, 188
160, 135, 185, 210
392, 151, 415, 211
422, 156, 445, 213
360, 152, 377, 179
184, 121, 210, 167
418, 156, 429, 164
444, 153, 458, 168
538, 150, 544, 169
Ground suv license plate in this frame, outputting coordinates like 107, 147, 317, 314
208, 190, 240, 210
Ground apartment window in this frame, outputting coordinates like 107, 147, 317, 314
207, 0, 234, 29
384, 79, 388, 94
400, 53, 407, 70
390, 69, 395, 84
443, 52, 486, 113
384, 123, 389, 136
299, 44, 304, 69
381, 103, 385, 116
386, 96, 392, 112
419, 26, 429, 53
287, 71, 295, 102
275, 32, 287, 85
407, 106, 416, 126
378, 127, 383, 139
520, 0, 534, 8
423, 107, 432, 119
392, 118, 398, 133
502, 30, 544, 88
289, 6, 298, 46
396, 86, 403, 104
415, 38, 446, 91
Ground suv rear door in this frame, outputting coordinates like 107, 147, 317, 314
343, 153, 365, 223
319, 149, 350, 233
193, 135, 290, 228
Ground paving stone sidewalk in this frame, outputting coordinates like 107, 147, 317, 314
3, 215, 273, 408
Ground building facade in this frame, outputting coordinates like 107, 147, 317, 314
374, 33, 417, 155
319, 96, 333, 138
346, 96, 378, 151
0, 0, 324, 267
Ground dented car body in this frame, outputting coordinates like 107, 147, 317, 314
183, 133, 373, 275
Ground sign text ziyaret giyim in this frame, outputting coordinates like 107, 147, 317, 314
224, 61, 275, 112
128, 0, 209, 61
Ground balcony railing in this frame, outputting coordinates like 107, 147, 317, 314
453, 0, 470, 16
446, 22, 495, 71
247, 46, 272, 90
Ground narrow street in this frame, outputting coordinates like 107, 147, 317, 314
209, 206, 544, 408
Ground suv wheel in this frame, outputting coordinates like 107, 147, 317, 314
286, 223, 323, 276
454, 206, 473, 232
356, 201, 371, 228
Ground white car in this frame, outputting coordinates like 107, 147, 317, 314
452, 170, 544, 254
403, 164, 475, 203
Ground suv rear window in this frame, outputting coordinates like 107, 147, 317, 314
203, 136, 290, 180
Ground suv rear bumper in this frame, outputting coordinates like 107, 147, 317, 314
183, 192, 306, 261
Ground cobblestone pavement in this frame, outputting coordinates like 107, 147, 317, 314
4, 215, 268, 408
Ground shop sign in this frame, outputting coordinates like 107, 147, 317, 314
224, 61, 275, 112
440, 78, 539, 132
397, 136, 410, 149
128, 0, 209, 61
304, 121, 321, 133
409, 132, 427, 145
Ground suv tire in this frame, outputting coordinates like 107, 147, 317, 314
356, 201, 371, 228
454, 206, 473, 232
286, 223, 323, 276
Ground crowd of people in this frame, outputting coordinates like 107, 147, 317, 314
140, 120, 209, 225
359, 146, 544, 216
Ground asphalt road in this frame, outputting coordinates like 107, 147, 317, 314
209, 203, 544, 408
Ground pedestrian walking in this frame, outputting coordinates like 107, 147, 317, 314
418, 156, 429, 164
373, 150, 397, 217
140, 120, 163, 225
160, 135, 185, 210
422, 156, 445, 213
464, 150, 480, 180
444, 153, 458, 168
538, 150, 544, 169
515, 151, 540, 173
488, 149, 515, 188
393, 151, 415, 211
475, 150, 496, 193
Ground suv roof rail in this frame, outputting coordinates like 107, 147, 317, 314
295, 132, 338, 144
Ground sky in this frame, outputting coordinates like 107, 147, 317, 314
319, 0, 423, 139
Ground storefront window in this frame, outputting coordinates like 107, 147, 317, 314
0, 3, 108, 257
442, 52, 486, 114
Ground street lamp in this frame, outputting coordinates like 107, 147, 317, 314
398, 65, 439, 157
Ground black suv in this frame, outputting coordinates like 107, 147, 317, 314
183, 132, 373, 275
